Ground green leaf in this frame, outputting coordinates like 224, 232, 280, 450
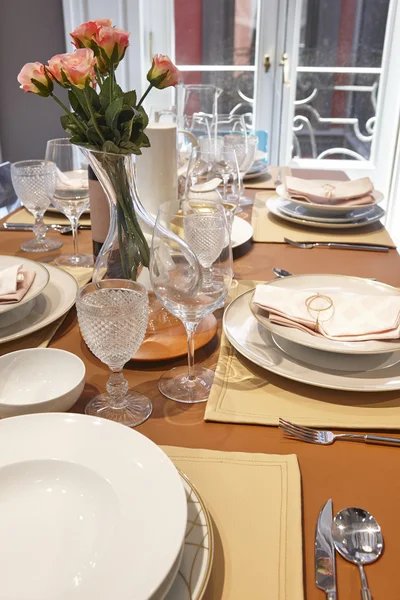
121, 118, 134, 143
120, 141, 141, 154
86, 126, 104, 144
69, 136, 92, 147
110, 43, 119, 65
68, 89, 87, 119
70, 86, 90, 118
123, 90, 137, 107
99, 76, 123, 111
105, 96, 123, 130
135, 132, 150, 148
84, 84, 100, 111
137, 106, 149, 129
30, 78, 51, 97
102, 140, 122, 154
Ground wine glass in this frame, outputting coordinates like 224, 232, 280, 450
150, 200, 233, 403
223, 133, 258, 206
10, 160, 62, 252
184, 147, 240, 233
45, 138, 93, 267
76, 279, 152, 427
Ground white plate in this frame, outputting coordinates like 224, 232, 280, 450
224, 289, 400, 392
0, 256, 49, 315
251, 274, 400, 355
277, 198, 376, 223
276, 184, 383, 214
232, 216, 253, 248
244, 165, 270, 181
267, 196, 385, 229
0, 264, 78, 344
47, 206, 90, 215
0, 413, 187, 600
159, 472, 213, 600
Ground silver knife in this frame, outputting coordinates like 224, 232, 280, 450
315, 498, 336, 599
0, 223, 91, 232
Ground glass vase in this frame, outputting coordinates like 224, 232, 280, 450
80, 149, 151, 283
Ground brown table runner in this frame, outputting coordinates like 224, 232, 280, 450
6, 208, 91, 227
205, 280, 400, 429
164, 446, 303, 600
251, 191, 395, 247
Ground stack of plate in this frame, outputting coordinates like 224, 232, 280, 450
0, 255, 78, 345
223, 274, 400, 392
267, 184, 385, 229
0, 413, 213, 600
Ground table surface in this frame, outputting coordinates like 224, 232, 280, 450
2, 194, 400, 599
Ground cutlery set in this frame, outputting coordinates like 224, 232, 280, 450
0, 223, 91, 235
316, 499, 383, 599
284, 237, 390, 252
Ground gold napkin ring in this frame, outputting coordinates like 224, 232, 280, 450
322, 183, 335, 200
305, 293, 333, 327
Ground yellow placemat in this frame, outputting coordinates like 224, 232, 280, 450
6, 208, 91, 227
251, 191, 396, 247
205, 280, 400, 430
0, 266, 92, 355
164, 446, 303, 600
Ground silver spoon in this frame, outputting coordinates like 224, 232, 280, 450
272, 267, 293, 278
332, 507, 383, 600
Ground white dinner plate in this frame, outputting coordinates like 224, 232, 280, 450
276, 184, 383, 215
232, 216, 253, 248
224, 289, 400, 392
244, 164, 270, 181
250, 274, 400, 355
0, 255, 49, 315
0, 413, 187, 600
277, 198, 376, 223
267, 196, 385, 229
0, 264, 78, 344
158, 472, 213, 600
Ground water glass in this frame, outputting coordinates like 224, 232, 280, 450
150, 200, 233, 403
10, 160, 62, 253
76, 279, 152, 427
45, 138, 93, 267
184, 147, 240, 232
224, 133, 258, 205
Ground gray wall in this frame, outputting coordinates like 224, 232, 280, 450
0, 0, 68, 162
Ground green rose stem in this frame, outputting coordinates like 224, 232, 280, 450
137, 83, 153, 108
84, 88, 105, 143
50, 93, 88, 136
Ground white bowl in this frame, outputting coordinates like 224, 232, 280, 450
0, 348, 85, 417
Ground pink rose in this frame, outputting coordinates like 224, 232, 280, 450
95, 26, 130, 63
147, 55, 181, 89
17, 62, 53, 96
70, 19, 112, 48
48, 49, 97, 89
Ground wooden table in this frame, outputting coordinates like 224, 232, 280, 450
2, 202, 400, 599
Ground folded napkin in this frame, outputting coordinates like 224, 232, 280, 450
253, 284, 400, 342
0, 264, 35, 304
285, 176, 375, 206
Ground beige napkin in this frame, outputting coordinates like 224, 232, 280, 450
285, 175, 374, 206
164, 446, 303, 600
6, 208, 91, 227
253, 284, 400, 341
204, 280, 400, 430
244, 167, 349, 190
0, 265, 36, 303
0, 266, 92, 356
251, 191, 396, 247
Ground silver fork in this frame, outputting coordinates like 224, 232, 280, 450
279, 418, 400, 446
284, 237, 389, 252
274, 168, 282, 187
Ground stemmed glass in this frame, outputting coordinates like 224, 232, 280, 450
76, 279, 152, 427
10, 160, 62, 252
45, 138, 93, 267
185, 148, 240, 232
150, 200, 233, 403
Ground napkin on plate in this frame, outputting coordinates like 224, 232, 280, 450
284, 176, 375, 206
253, 284, 400, 342
0, 264, 36, 304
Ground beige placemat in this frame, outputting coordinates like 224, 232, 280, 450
0, 266, 92, 355
244, 165, 285, 190
244, 166, 349, 190
205, 280, 400, 430
164, 446, 303, 600
251, 191, 396, 247
6, 208, 91, 227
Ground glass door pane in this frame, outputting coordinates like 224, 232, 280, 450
293, 0, 390, 161
173, 0, 258, 117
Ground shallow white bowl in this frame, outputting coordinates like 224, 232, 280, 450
0, 348, 85, 417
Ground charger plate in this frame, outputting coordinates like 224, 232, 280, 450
224, 288, 400, 392
276, 184, 383, 214
0, 413, 187, 600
